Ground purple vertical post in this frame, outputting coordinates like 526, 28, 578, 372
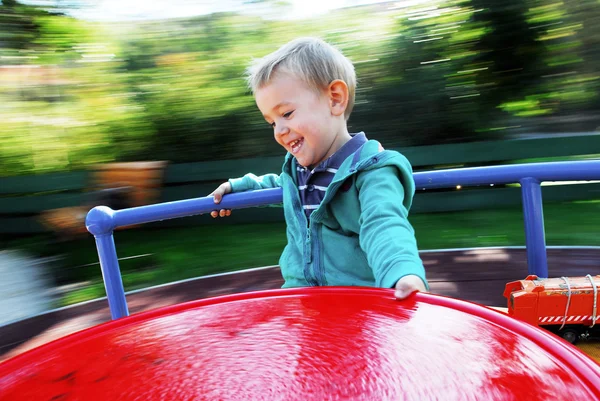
86, 206, 129, 319
519, 177, 548, 278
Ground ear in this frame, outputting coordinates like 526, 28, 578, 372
327, 79, 349, 117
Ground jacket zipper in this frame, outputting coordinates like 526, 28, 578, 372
284, 161, 318, 286
308, 175, 352, 286
284, 153, 383, 287
309, 157, 379, 284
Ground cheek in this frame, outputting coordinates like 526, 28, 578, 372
295, 121, 323, 144
274, 131, 285, 146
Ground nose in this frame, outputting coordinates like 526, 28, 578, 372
274, 122, 289, 138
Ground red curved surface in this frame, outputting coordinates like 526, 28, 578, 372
1, 288, 599, 401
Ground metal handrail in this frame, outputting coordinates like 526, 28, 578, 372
86, 160, 600, 319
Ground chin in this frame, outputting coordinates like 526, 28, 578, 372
295, 158, 310, 168
295, 152, 316, 169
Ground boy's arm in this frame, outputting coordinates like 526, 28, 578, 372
229, 173, 282, 192
355, 165, 429, 292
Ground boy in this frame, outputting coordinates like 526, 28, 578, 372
209, 37, 428, 299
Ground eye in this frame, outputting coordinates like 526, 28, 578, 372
283, 111, 294, 118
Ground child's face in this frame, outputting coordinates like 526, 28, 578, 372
255, 72, 344, 169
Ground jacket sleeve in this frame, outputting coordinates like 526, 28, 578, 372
355, 165, 428, 290
228, 173, 282, 192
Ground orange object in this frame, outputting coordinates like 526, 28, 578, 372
504, 274, 599, 344
39, 161, 167, 238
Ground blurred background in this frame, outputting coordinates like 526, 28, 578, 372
1, 0, 599, 323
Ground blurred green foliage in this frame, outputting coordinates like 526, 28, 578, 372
1, 0, 599, 176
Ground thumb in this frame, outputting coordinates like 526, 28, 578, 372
213, 193, 222, 203
394, 282, 418, 300
394, 287, 410, 300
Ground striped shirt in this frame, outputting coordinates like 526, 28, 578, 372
297, 132, 367, 220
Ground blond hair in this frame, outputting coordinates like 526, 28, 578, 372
246, 37, 357, 120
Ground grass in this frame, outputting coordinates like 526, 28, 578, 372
4, 200, 600, 307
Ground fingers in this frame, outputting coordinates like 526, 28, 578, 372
211, 209, 231, 218
394, 275, 428, 300
394, 286, 417, 300
208, 182, 233, 218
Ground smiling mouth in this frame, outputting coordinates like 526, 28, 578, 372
290, 138, 304, 154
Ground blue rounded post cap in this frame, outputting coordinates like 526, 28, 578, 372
86, 206, 116, 236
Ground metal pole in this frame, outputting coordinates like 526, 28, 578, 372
86, 206, 129, 319
94, 234, 129, 319
520, 177, 548, 278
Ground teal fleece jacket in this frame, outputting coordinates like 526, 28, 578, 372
229, 139, 428, 290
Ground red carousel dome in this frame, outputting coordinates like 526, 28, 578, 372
1, 287, 599, 401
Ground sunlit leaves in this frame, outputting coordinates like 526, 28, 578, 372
1, 0, 599, 175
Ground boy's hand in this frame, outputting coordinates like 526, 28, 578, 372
394, 275, 427, 300
209, 182, 232, 218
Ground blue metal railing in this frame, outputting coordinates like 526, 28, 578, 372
86, 160, 600, 319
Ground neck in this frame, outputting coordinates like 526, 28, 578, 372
329, 126, 352, 156
308, 126, 351, 169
